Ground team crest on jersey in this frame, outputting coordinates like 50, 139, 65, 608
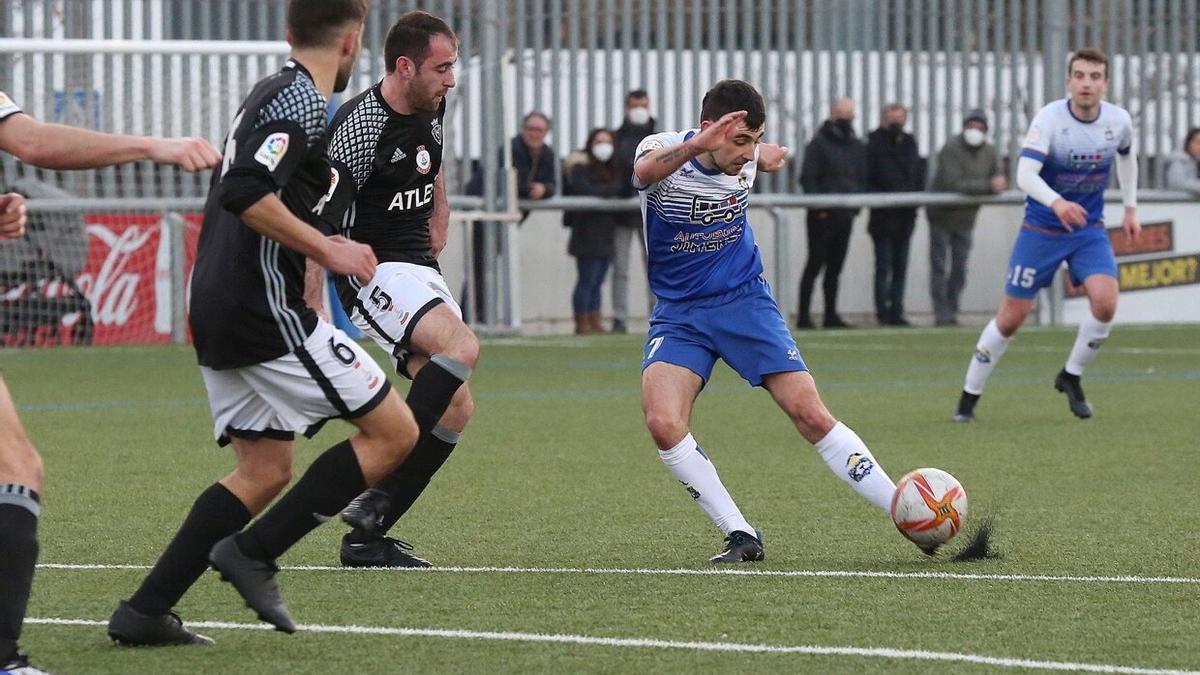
253, 132, 289, 171
689, 192, 747, 225
846, 453, 875, 482
431, 118, 443, 145
737, 173, 751, 190
415, 145, 432, 174
1103, 125, 1114, 141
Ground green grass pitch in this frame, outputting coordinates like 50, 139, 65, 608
3, 324, 1198, 673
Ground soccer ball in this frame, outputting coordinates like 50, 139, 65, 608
890, 468, 968, 551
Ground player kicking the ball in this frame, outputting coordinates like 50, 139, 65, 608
954, 48, 1140, 422
634, 80, 909, 562
316, 11, 477, 568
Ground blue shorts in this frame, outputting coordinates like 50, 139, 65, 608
1004, 224, 1117, 299
642, 276, 808, 387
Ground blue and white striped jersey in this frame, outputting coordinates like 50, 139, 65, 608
634, 129, 763, 301
1019, 98, 1133, 230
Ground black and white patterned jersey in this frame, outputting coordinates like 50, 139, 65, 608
0, 90, 22, 122
321, 83, 445, 271
190, 59, 335, 370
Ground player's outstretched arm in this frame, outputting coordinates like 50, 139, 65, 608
240, 193, 377, 284
430, 172, 449, 257
0, 192, 27, 239
633, 110, 747, 186
0, 113, 220, 171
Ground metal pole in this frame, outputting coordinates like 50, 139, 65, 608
1043, 0, 1069, 327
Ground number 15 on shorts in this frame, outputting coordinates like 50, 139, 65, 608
1009, 265, 1036, 288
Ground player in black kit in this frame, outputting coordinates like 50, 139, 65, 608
316, 11, 478, 568
107, 0, 419, 644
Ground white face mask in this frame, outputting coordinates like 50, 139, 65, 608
591, 142, 614, 162
962, 128, 986, 147
627, 106, 651, 126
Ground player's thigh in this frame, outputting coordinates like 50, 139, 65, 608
348, 262, 464, 367
641, 361, 704, 447
240, 322, 393, 441
344, 388, 418, 484
0, 375, 41, 489
408, 304, 479, 367
762, 371, 836, 443
709, 280, 808, 387
1004, 227, 1064, 300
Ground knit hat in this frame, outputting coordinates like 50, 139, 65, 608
963, 108, 989, 130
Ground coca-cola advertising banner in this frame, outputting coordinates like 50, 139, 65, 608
0, 214, 201, 347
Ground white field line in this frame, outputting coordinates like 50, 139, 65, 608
34, 563, 1200, 585
25, 617, 1199, 674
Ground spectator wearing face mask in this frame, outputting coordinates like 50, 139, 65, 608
563, 128, 623, 334
927, 109, 1007, 326
866, 103, 925, 326
1164, 127, 1200, 196
798, 98, 867, 329
610, 89, 656, 333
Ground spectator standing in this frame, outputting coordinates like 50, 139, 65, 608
927, 109, 1007, 326
564, 129, 622, 334
866, 103, 924, 326
611, 89, 655, 333
1164, 127, 1200, 196
467, 111, 557, 323
797, 98, 866, 329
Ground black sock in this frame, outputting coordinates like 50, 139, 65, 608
406, 355, 469, 429
127, 482, 251, 616
369, 428, 458, 537
0, 485, 40, 661
238, 440, 365, 561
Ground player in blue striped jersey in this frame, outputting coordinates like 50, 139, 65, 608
634, 80, 910, 563
955, 48, 1141, 422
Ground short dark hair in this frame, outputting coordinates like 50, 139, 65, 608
1068, 47, 1109, 80
523, 111, 551, 129
626, 89, 649, 104
700, 80, 765, 130
384, 10, 458, 73
1185, 127, 1200, 151
287, 0, 367, 49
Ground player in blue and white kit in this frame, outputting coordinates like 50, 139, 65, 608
955, 48, 1141, 422
634, 80, 909, 563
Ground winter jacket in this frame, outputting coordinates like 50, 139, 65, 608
926, 134, 1002, 231
563, 162, 622, 258
614, 118, 655, 228
799, 120, 867, 197
866, 126, 924, 233
1164, 151, 1200, 196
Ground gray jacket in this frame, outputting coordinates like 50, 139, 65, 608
926, 134, 1000, 231
1164, 151, 1200, 196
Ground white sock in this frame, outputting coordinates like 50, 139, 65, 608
963, 319, 1012, 395
814, 422, 896, 513
658, 434, 755, 536
1065, 314, 1111, 376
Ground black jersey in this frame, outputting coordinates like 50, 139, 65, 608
322, 83, 445, 272
190, 59, 334, 370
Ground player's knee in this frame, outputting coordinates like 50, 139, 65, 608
447, 327, 480, 369
376, 402, 419, 459
0, 439, 44, 492
443, 387, 474, 429
644, 411, 687, 449
239, 458, 292, 494
787, 404, 836, 441
1091, 300, 1117, 323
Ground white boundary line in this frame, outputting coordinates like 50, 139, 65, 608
34, 563, 1200, 585
25, 617, 1199, 674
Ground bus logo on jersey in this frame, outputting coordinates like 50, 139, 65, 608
415, 145, 432, 174
253, 132, 289, 171
690, 193, 747, 225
